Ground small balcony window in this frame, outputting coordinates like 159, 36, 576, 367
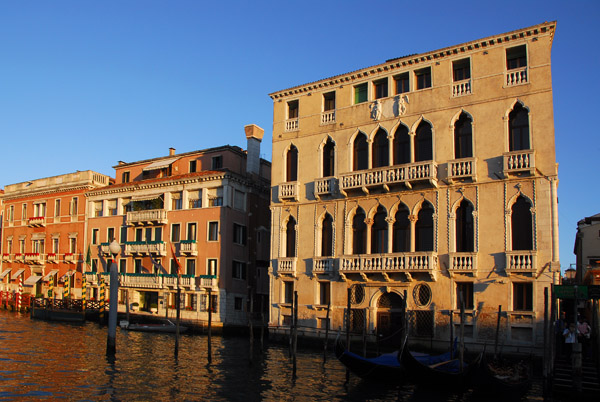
453, 58, 471, 81
287, 100, 299, 119
323, 91, 335, 111
506, 45, 527, 70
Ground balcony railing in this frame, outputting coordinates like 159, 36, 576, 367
126, 209, 168, 226
14, 254, 24, 262
162, 274, 196, 288
64, 253, 78, 264
2, 253, 11, 262
505, 67, 528, 87
84, 272, 99, 285
447, 158, 476, 183
277, 257, 297, 277
448, 252, 477, 276
452, 79, 471, 97
503, 150, 535, 176
285, 118, 299, 132
46, 253, 59, 264
321, 110, 335, 125
505, 251, 537, 273
278, 182, 299, 201
100, 243, 111, 255
28, 216, 46, 227
312, 257, 336, 276
340, 252, 438, 281
339, 162, 438, 194
24, 253, 44, 265
179, 240, 198, 256
314, 177, 336, 198
120, 273, 163, 289
198, 275, 218, 290
124, 241, 167, 256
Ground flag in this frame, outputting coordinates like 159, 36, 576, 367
169, 243, 182, 276
85, 245, 91, 267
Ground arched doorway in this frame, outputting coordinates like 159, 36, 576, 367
376, 291, 405, 348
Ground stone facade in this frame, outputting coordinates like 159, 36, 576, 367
268, 22, 560, 354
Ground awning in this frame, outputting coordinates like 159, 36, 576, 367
24, 275, 42, 286
0, 269, 11, 279
131, 194, 164, 202
142, 157, 178, 172
13, 269, 25, 278
60, 270, 75, 281
43, 269, 59, 281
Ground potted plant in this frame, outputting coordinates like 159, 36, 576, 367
150, 303, 158, 314
130, 302, 139, 312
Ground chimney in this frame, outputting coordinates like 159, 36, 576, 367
244, 124, 264, 176
169, 147, 176, 156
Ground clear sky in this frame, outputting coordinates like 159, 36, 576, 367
1, 1, 598, 271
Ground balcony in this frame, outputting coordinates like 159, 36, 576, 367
312, 257, 336, 277
28, 216, 46, 227
321, 111, 335, 125
46, 253, 59, 264
126, 209, 168, 226
285, 118, 299, 132
448, 253, 477, 277
64, 253, 78, 264
179, 240, 198, 256
120, 273, 163, 289
124, 241, 167, 256
198, 275, 218, 290
14, 254, 24, 263
100, 243, 111, 255
162, 274, 196, 288
503, 150, 535, 176
314, 177, 336, 199
452, 79, 472, 97
505, 67, 528, 87
447, 158, 476, 183
24, 253, 44, 265
339, 161, 438, 195
278, 181, 299, 202
2, 253, 11, 262
277, 257, 297, 277
505, 251, 537, 274
84, 272, 99, 285
340, 252, 438, 281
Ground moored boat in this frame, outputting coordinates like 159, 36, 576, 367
472, 353, 532, 396
120, 319, 188, 333
334, 336, 405, 382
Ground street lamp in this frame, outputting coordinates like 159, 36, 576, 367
107, 240, 121, 355
564, 267, 576, 284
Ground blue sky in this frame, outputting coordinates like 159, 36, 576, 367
1, 1, 598, 271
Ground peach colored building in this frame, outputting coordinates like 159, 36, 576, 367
84, 126, 270, 327
268, 22, 560, 354
1, 171, 111, 298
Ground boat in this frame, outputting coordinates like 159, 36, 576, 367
31, 307, 85, 323
472, 353, 532, 396
334, 335, 405, 382
120, 319, 188, 333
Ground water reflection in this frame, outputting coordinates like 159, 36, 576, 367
0, 310, 549, 401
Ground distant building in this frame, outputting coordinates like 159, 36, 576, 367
268, 22, 559, 353
84, 125, 270, 327
573, 213, 600, 285
1, 171, 111, 297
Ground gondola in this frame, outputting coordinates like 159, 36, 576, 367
334, 335, 405, 382
120, 319, 188, 333
472, 353, 532, 396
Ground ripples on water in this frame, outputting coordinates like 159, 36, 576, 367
0, 310, 546, 401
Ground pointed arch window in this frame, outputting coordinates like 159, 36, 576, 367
455, 199, 474, 252
353, 133, 369, 171
393, 205, 410, 252
511, 196, 532, 250
414, 121, 433, 162
393, 125, 410, 165
371, 206, 388, 254
454, 113, 473, 159
373, 129, 389, 168
321, 214, 334, 257
286, 217, 297, 257
323, 139, 335, 177
352, 208, 367, 254
509, 103, 530, 151
286, 145, 298, 182
415, 202, 434, 252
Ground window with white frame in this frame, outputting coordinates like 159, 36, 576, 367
22, 204, 27, 220
92, 229, 99, 245
54, 199, 61, 217
52, 238, 59, 253
208, 222, 219, 241
207, 259, 218, 276
171, 224, 180, 242
70, 197, 78, 216
69, 237, 77, 253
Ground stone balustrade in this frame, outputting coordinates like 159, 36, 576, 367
452, 79, 472, 97
505, 67, 528, 86
314, 177, 336, 197
312, 257, 336, 276
503, 150, 535, 176
505, 251, 536, 273
285, 118, 299, 132
278, 182, 299, 201
321, 111, 335, 125
126, 209, 168, 226
277, 257, 297, 276
448, 158, 476, 182
340, 161, 437, 193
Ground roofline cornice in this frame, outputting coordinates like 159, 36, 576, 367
1, 185, 99, 202
268, 21, 556, 100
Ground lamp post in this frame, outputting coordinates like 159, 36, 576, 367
564, 267, 576, 284
107, 240, 121, 355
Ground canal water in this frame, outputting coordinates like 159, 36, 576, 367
0, 310, 550, 401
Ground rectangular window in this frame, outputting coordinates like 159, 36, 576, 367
189, 160, 197, 173
34, 202, 46, 217
171, 193, 182, 210
22, 204, 27, 220
186, 259, 196, 276
188, 190, 202, 209
373, 78, 388, 99
506, 45, 527, 70
233, 190, 245, 211
456, 282, 474, 310
19, 239, 25, 253
70, 197, 78, 216
92, 229, 99, 245
323, 91, 336, 111
107, 228, 115, 242
91, 259, 98, 272
8, 205, 14, 222
232, 260, 246, 280
513, 282, 533, 311
93, 201, 103, 217
135, 259, 143, 274
287, 100, 299, 119
453, 58, 471, 81
283, 281, 294, 304
52, 238, 59, 253
208, 222, 219, 241
318, 282, 331, 306
171, 224, 181, 242
119, 259, 126, 274
415, 67, 432, 90
354, 83, 368, 104
170, 259, 179, 275
6, 239, 12, 253
234, 297, 243, 311
187, 223, 197, 241
154, 227, 162, 242
69, 238, 77, 253
54, 199, 61, 217
120, 227, 128, 243
122, 171, 130, 183
318, 317, 330, 329
233, 223, 247, 245
395, 72, 410, 94
107, 200, 117, 216
145, 228, 152, 242
135, 228, 143, 242
211, 155, 223, 169
207, 259, 218, 276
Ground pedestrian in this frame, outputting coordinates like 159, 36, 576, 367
555, 312, 567, 357
578, 317, 591, 357
563, 322, 577, 358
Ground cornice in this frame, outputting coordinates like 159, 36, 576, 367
1, 185, 98, 202
269, 21, 556, 100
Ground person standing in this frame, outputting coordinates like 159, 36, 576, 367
563, 323, 577, 358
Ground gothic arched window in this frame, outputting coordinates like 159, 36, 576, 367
353, 133, 369, 171
509, 103, 530, 151
414, 121, 433, 162
286, 145, 298, 182
393, 125, 411, 165
393, 205, 410, 252
371, 206, 388, 254
352, 208, 367, 254
455, 199, 474, 252
511, 196, 533, 250
322, 139, 335, 177
286, 217, 297, 257
373, 129, 389, 168
454, 113, 473, 159
415, 202, 434, 252
321, 213, 334, 257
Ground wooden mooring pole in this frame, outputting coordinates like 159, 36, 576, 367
249, 288, 254, 366
207, 289, 212, 364
292, 291, 298, 378
174, 277, 181, 358
323, 302, 330, 364
345, 287, 351, 383
494, 305, 502, 359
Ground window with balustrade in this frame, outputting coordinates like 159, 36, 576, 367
207, 258, 218, 276
134, 259, 143, 273
187, 223, 196, 242
170, 258, 179, 275
454, 113, 473, 159
508, 102, 530, 151
506, 45, 527, 70
511, 196, 533, 251
285, 217, 297, 257
373, 128, 389, 168
323, 91, 335, 111
371, 206, 388, 254
456, 282, 474, 309
513, 282, 532, 311
455, 199, 474, 252
453, 58, 470, 81
393, 204, 410, 252
322, 139, 335, 177
352, 208, 367, 254
287, 100, 299, 119
321, 213, 334, 257
119, 259, 126, 274
415, 202, 434, 252
393, 124, 410, 165
286, 145, 298, 182
414, 121, 433, 162
353, 132, 369, 171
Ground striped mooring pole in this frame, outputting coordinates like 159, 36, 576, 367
49, 275, 54, 300
16, 275, 23, 311
99, 276, 106, 321
82, 274, 87, 310
63, 275, 70, 299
